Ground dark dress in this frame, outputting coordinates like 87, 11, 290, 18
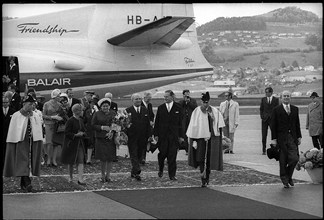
92, 110, 116, 162
188, 113, 223, 172
61, 117, 86, 165
52, 107, 69, 147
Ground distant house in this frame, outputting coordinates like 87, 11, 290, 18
285, 76, 306, 82
214, 80, 235, 87
304, 65, 315, 71
305, 75, 322, 80
292, 92, 302, 97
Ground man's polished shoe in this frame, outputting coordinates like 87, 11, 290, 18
21, 184, 33, 192
158, 171, 163, 178
78, 181, 86, 186
283, 183, 290, 188
131, 174, 141, 181
229, 150, 234, 154
169, 176, 177, 181
201, 178, 207, 187
288, 179, 294, 187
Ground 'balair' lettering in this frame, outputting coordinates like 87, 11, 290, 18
27, 78, 71, 87
17, 23, 79, 36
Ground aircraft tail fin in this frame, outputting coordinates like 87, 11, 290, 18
107, 16, 195, 47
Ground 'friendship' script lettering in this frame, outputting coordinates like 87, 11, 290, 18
17, 23, 79, 36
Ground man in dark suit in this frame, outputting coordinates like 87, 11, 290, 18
8, 57, 19, 87
66, 88, 81, 118
271, 90, 301, 188
140, 92, 155, 164
8, 84, 21, 112
2, 96, 16, 168
105, 92, 118, 112
125, 93, 151, 181
154, 90, 184, 180
179, 89, 198, 154
260, 87, 279, 155
105, 92, 118, 161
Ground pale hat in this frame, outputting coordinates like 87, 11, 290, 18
51, 89, 61, 98
71, 103, 82, 113
98, 98, 111, 107
60, 92, 68, 99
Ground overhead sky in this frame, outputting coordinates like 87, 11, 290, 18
2, 3, 323, 26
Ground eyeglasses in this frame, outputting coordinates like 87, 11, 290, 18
203, 101, 209, 103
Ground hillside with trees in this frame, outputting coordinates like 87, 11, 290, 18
197, 6, 321, 35
255, 6, 320, 23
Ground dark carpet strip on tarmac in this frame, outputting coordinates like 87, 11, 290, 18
94, 187, 320, 219
3, 160, 307, 194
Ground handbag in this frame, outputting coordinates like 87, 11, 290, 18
56, 122, 66, 133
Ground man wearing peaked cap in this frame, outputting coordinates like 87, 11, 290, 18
306, 91, 323, 149
3, 93, 44, 193
80, 91, 94, 110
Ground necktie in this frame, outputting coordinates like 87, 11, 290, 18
167, 104, 170, 112
268, 97, 270, 104
285, 105, 290, 115
137, 107, 140, 114
4, 108, 8, 116
224, 101, 229, 123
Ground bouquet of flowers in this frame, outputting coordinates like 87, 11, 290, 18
295, 148, 323, 171
105, 110, 131, 146
222, 136, 232, 150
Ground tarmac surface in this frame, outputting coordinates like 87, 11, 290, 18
3, 114, 323, 219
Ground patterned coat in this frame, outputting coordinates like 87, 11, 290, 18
306, 101, 323, 136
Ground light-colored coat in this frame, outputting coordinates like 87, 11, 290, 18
219, 99, 239, 133
186, 106, 225, 138
306, 101, 323, 136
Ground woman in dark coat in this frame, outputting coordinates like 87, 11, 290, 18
61, 104, 87, 185
52, 93, 70, 149
92, 98, 116, 183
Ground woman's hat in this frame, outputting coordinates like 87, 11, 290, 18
201, 92, 210, 102
310, 92, 319, 98
51, 89, 61, 98
23, 94, 36, 103
98, 98, 111, 107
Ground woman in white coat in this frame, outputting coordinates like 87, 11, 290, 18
219, 91, 239, 154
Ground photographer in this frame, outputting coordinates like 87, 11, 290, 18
179, 89, 198, 155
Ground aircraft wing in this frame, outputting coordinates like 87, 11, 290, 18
107, 16, 195, 47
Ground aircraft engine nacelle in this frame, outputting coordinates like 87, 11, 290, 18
54, 59, 85, 70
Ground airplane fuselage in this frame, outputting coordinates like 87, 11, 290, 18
2, 4, 213, 99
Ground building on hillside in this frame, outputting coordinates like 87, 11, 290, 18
213, 80, 235, 87
305, 74, 323, 81
292, 91, 302, 97
285, 76, 306, 82
303, 65, 315, 71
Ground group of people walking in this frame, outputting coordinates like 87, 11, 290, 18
2, 85, 322, 192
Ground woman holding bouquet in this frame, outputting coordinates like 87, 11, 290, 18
92, 98, 117, 183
